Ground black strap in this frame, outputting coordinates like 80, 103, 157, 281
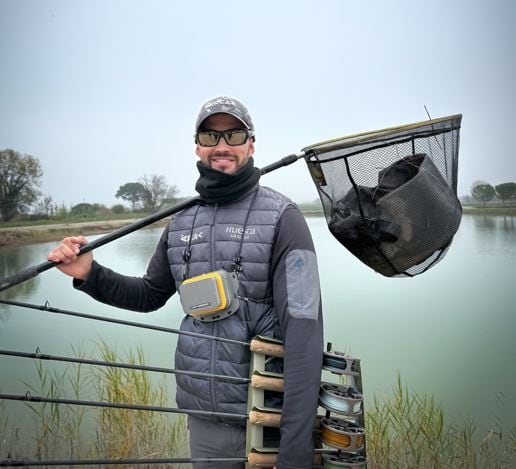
231, 188, 259, 275
182, 204, 202, 281
181, 188, 260, 280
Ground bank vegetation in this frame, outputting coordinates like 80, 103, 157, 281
1, 345, 514, 468
2, 198, 516, 248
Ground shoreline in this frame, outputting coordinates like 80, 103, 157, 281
0, 219, 169, 248
461, 206, 516, 215
1, 207, 514, 247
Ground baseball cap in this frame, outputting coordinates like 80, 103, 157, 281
195, 96, 254, 132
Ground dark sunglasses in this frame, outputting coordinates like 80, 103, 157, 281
195, 129, 254, 147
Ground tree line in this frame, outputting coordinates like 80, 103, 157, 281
0, 149, 179, 223
3, 148, 515, 223
462, 180, 516, 206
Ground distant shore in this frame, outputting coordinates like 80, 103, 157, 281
0, 219, 169, 248
461, 206, 516, 215
1, 207, 514, 247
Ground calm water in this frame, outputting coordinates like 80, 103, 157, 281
1, 214, 515, 441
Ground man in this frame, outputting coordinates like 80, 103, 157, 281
48, 96, 324, 469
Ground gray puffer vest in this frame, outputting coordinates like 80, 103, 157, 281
166, 185, 293, 419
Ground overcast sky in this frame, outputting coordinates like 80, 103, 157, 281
1, 0, 515, 207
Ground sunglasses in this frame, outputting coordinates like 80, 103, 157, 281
196, 129, 254, 147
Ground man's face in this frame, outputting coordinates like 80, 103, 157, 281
195, 113, 254, 175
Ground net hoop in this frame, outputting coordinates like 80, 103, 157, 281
302, 114, 462, 154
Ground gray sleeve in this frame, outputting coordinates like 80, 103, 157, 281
271, 206, 324, 469
73, 226, 176, 312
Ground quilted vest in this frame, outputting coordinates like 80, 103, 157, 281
166, 185, 293, 418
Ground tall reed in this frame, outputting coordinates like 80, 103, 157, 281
364, 374, 516, 469
4, 347, 515, 468
2, 342, 188, 467
0, 401, 25, 459
20, 344, 90, 460
91, 340, 188, 467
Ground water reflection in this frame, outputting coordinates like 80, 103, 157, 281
111, 228, 165, 273
0, 215, 515, 440
470, 214, 516, 232
472, 214, 497, 230
467, 214, 516, 257
0, 246, 41, 305
502, 215, 515, 232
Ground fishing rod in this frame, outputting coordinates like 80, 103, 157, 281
0, 153, 305, 294
0, 392, 332, 465
0, 392, 247, 420
0, 451, 333, 467
0, 298, 247, 346
0, 457, 250, 467
0, 300, 359, 378
0, 299, 285, 356
0, 348, 250, 384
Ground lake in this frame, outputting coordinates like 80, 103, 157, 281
1, 213, 515, 450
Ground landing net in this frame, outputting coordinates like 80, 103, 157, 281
303, 114, 462, 277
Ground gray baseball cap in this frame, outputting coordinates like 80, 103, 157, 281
195, 96, 254, 131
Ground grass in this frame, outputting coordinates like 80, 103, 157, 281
3, 347, 515, 468
462, 205, 516, 216
0, 214, 169, 247
364, 375, 516, 469
91, 340, 188, 465
0, 211, 145, 229
1, 342, 189, 467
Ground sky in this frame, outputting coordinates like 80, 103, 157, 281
1, 0, 515, 208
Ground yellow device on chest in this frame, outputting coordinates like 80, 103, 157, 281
178, 270, 240, 322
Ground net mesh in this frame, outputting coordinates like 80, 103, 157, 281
304, 115, 462, 277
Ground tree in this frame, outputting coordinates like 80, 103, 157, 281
115, 182, 147, 211
139, 175, 178, 212
33, 194, 54, 217
0, 149, 43, 222
472, 183, 495, 205
71, 203, 95, 216
495, 182, 516, 205
111, 204, 126, 214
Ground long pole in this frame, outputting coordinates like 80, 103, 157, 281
0, 298, 250, 346
0, 457, 248, 467
0, 197, 198, 293
0, 393, 248, 420
1, 450, 332, 467
0, 349, 250, 384
0, 153, 305, 294
0, 299, 287, 359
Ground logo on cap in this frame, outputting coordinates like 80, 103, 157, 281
196, 96, 254, 131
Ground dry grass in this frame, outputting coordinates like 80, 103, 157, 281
4, 349, 515, 468
91, 340, 188, 467
365, 375, 516, 469
1, 342, 188, 467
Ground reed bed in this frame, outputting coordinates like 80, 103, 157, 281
2, 349, 515, 468
364, 374, 516, 469
1, 342, 188, 468
91, 340, 188, 467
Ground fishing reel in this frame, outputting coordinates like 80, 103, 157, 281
323, 349, 360, 376
322, 453, 367, 468
319, 382, 363, 416
320, 416, 365, 452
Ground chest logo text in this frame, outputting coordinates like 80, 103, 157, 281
180, 231, 203, 243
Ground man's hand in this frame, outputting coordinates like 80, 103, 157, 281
47, 236, 93, 280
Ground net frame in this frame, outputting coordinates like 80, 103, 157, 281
303, 114, 462, 277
